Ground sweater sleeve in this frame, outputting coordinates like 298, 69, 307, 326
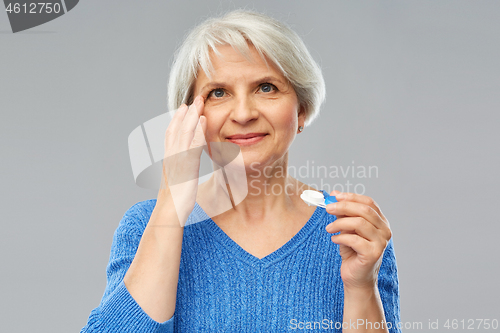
80, 201, 174, 333
377, 238, 402, 333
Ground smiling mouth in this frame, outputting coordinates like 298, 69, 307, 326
226, 134, 268, 146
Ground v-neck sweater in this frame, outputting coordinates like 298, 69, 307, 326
81, 199, 401, 332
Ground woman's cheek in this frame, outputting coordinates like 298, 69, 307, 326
204, 119, 223, 142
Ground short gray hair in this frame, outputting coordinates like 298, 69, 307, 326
167, 9, 325, 127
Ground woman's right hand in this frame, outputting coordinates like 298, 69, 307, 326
158, 95, 207, 226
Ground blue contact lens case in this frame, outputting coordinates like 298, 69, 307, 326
323, 190, 338, 205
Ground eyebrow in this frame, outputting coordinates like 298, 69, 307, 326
200, 76, 285, 91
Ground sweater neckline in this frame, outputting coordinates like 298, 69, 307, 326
193, 202, 326, 268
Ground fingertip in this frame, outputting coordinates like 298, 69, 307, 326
194, 95, 204, 106
190, 96, 202, 114
335, 192, 345, 200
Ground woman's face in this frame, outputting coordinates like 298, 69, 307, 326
193, 43, 305, 172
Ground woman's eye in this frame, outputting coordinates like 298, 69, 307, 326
260, 83, 275, 93
209, 88, 225, 98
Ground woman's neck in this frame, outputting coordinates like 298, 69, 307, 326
197, 154, 315, 225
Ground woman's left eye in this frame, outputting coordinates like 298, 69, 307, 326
259, 83, 276, 93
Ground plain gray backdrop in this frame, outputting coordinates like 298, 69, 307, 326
1, 1, 499, 332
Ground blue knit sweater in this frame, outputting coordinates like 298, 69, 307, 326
81, 199, 401, 332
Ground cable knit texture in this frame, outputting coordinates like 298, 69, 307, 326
80, 197, 401, 332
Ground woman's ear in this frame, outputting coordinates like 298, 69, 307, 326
298, 106, 306, 126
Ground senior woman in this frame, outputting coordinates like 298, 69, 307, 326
81, 9, 400, 333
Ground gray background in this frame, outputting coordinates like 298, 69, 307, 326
1, 1, 499, 332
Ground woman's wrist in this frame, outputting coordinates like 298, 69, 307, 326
343, 284, 388, 332
153, 189, 189, 228
343, 282, 379, 301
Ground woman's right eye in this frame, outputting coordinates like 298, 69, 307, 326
208, 88, 225, 99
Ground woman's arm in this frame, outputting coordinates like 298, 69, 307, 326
123, 97, 207, 323
122, 191, 185, 323
81, 97, 207, 332
80, 200, 177, 333
326, 192, 398, 333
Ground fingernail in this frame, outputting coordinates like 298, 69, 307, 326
336, 193, 344, 199
327, 203, 337, 213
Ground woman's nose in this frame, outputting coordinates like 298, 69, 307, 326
229, 96, 259, 124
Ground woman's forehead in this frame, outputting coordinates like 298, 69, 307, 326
194, 44, 285, 88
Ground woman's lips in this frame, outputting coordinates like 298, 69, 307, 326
227, 134, 268, 146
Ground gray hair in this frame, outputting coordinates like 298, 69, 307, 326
167, 9, 325, 127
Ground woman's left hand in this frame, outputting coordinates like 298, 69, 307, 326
325, 191, 392, 291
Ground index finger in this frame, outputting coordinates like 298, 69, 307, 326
177, 96, 206, 150
191, 95, 205, 117
331, 191, 386, 222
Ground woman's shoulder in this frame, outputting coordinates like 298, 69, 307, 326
115, 199, 158, 234
117, 199, 209, 235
